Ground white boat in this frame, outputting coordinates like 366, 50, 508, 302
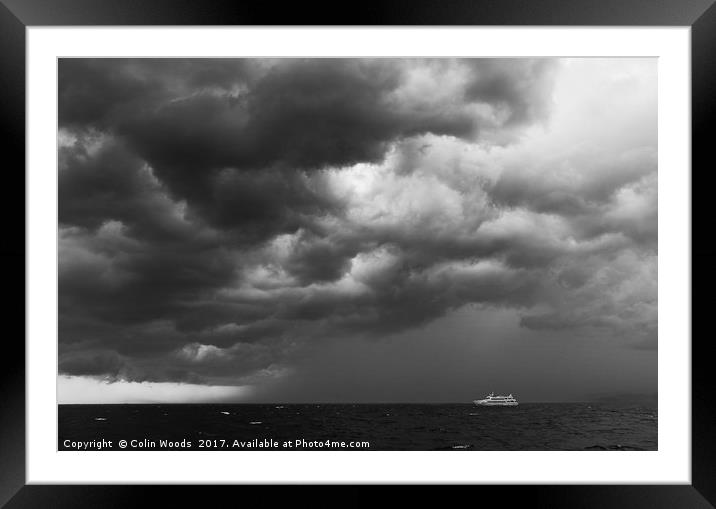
473, 392, 518, 407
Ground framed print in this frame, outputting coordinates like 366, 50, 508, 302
1, 0, 714, 506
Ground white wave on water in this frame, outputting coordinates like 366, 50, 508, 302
220, 411, 230, 415
250, 421, 262, 425
94, 417, 107, 421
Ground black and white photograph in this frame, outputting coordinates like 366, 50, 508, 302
57, 57, 657, 452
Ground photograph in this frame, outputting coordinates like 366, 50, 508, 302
56, 57, 658, 452
1, 0, 710, 500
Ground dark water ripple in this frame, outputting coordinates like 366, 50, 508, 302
58, 403, 657, 451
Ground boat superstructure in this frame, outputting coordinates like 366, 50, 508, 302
473, 392, 518, 407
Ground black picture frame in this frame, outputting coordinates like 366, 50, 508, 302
1, 0, 713, 506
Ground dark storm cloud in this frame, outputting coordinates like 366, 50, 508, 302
59, 339, 280, 385
59, 58, 546, 174
59, 224, 237, 327
58, 58, 657, 390
59, 135, 195, 241
59, 58, 255, 127
59, 59, 506, 245
463, 58, 558, 126
59, 349, 128, 379
282, 230, 358, 284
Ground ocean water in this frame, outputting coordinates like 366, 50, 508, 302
58, 403, 657, 451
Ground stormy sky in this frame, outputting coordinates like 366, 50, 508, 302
57, 58, 657, 403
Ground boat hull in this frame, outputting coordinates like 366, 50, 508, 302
473, 400, 518, 407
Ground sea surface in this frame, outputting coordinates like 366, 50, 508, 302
58, 403, 657, 451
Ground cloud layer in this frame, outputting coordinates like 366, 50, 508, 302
58, 58, 657, 397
